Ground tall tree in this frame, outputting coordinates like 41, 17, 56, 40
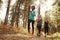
4, 0, 11, 25
23, 0, 32, 28
11, 0, 20, 27
11, 0, 21, 27
23, 0, 29, 28
16, 0, 21, 27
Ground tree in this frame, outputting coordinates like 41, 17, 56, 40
23, 0, 33, 28
0, 0, 3, 8
11, 0, 20, 27
4, 0, 11, 25
10, 0, 38, 28
11, 0, 24, 27
23, 0, 30, 28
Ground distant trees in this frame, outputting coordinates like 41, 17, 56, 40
10, 0, 31, 27
48, 0, 60, 33
1, 0, 60, 34
2, 0, 34, 28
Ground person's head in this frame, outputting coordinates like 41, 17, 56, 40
32, 6, 35, 11
38, 15, 42, 21
45, 18, 48, 22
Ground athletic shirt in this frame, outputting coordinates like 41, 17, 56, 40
44, 21, 48, 28
29, 10, 36, 20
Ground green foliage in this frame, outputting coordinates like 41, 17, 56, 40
52, 0, 58, 6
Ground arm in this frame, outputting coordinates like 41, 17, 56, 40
31, 10, 36, 16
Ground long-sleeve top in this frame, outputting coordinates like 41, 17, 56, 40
29, 10, 36, 20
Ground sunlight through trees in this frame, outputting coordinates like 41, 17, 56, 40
0, 0, 60, 40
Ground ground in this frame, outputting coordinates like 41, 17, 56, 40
0, 34, 52, 40
0, 25, 60, 40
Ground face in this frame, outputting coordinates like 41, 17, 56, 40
32, 6, 35, 10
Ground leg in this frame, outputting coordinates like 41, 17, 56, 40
44, 27, 46, 37
37, 26, 41, 36
46, 27, 49, 35
37, 26, 39, 34
28, 19, 31, 33
37, 26, 40, 34
44, 27, 46, 34
39, 27, 41, 34
32, 20, 34, 34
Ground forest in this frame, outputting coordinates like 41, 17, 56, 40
0, 0, 60, 40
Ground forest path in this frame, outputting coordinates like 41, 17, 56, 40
0, 25, 58, 40
0, 33, 53, 40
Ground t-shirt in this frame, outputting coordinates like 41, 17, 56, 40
29, 10, 36, 20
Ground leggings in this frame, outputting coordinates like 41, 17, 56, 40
28, 19, 34, 34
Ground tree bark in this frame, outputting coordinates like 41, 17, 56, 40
11, 0, 21, 27
4, 0, 11, 25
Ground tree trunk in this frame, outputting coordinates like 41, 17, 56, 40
11, 12, 16, 26
23, 1, 28, 28
0, 0, 3, 8
4, 0, 11, 25
11, 0, 21, 27
16, 0, 21, 27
